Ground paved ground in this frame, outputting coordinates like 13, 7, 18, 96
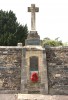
0, 94, 17, 100
18, 94, 68, 100
0, 94, 68, 100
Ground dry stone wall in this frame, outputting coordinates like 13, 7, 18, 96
45, 46, 68, 95
0, 47, 22, 93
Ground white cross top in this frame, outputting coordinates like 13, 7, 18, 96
28, 4, 39, 31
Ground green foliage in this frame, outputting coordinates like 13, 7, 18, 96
0, 10, 28, 46
42, 37, 63, 47
63, 42, 68, 46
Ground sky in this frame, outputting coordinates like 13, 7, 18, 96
0, 0, 68, 42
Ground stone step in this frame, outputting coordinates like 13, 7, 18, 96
0, 94, 68, 100
18, 94, 68, 100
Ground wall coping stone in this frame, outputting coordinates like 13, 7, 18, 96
23, 45, 45, 50
0, 46, 23, 49
45, 46, 68, 50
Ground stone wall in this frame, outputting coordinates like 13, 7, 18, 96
0, 47, 22, 93
45, 46, 68, 95
0, 45, 68, 95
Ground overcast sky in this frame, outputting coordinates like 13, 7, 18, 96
0, 0, 68, 42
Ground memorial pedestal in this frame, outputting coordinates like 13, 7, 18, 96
25, 31, 40, 45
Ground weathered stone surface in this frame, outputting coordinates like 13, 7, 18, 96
23, 45, 48, 94
18, 94, 68, 100
0, 94, 17, 100
27, 31, 40, 39
25, 31, 40, 45
0, 45, 68, 95
45, 46, 68, 95
28, 4, 39, 30
0, 47, 22, 93
25, 38, 40, 45
0, 94, 68, 100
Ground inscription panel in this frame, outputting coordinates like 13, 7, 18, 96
25, 39, 40, 45
30, 56, 38, 71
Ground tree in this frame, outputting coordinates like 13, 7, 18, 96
42, 37, 63, 47
0, 10, 28, 46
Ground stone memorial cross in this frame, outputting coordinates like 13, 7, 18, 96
28, 4, 39, 31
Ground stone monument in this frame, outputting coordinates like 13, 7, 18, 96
28, 4, 39, 31
22, 4, 48, 94
25, 4, 40, 45
0, 4, 68, 95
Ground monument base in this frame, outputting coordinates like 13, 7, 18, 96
25, 31, 40, 45
21, 45, 48, 94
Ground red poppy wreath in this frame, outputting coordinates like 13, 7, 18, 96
30, 72, 38, 82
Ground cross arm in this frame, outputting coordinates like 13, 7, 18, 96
28, 7, 31, 12
35, 7, 39, 12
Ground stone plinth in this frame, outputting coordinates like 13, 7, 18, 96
22, 45, 48, 94
25, 31, 40, 45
